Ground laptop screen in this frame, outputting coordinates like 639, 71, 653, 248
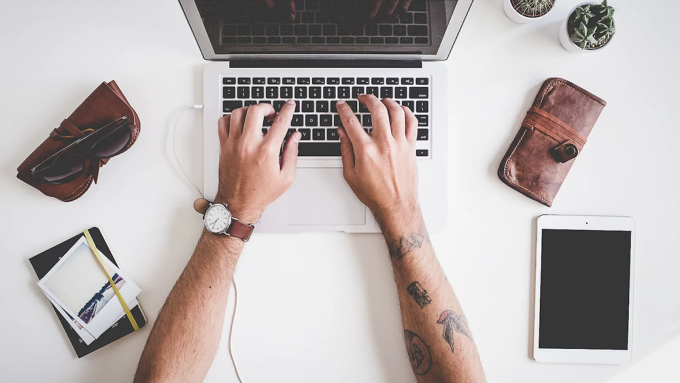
190, 0, 460, 57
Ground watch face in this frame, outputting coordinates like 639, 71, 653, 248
205, 204, 231, 233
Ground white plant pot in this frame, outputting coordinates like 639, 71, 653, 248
504, 0, 554, 23
559, 2, 614, 53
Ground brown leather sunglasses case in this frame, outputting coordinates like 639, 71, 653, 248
498, 78, 606, 207
16, 81, 141, 202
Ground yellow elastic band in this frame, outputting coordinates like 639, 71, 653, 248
83, 230, 139, 331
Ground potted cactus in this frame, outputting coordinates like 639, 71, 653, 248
504, 0, 556, 23
559, 0, 616, 53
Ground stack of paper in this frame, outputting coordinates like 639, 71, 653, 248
36, 236, 141, 345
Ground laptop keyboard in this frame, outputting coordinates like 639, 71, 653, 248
222, 76, 432, 157
221, 0, 430, 46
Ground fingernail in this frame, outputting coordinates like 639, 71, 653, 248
337, 128, 344, 137
293, 132, 302, 143
336, 100, 346, 105
286, 100, 295, 105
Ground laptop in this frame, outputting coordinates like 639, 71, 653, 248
179, 0, 473, 233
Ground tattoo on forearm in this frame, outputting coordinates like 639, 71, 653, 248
404, 330, 432, 375
437, 310, 471, 353
388, 232, 425, 260
406, 282, 432, 309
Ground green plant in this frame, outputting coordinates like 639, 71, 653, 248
568, 0, 616, 49
511, 0, 555, 17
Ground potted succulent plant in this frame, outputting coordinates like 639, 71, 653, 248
504, 0, 556, 23
559, 0, 616, 53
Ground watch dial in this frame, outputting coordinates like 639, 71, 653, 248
205, 205, 231, 233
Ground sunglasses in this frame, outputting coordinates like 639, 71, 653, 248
31, 116, 132, 185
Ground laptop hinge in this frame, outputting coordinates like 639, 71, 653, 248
229, 59, 422, 69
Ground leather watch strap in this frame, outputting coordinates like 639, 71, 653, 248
226, 218, 255, 242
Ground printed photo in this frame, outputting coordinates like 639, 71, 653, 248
38, 236, 141, 339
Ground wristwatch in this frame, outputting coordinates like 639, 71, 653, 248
203, 202, 255, 242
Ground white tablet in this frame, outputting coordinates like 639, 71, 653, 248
533, 215, 636, 364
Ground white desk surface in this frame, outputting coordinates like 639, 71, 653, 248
1, 1, 679, 382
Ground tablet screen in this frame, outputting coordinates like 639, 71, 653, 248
539, 229, 632, 350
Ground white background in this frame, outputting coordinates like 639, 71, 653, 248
1, 0, 679, 382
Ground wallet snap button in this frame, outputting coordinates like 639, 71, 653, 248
552, 141, 580, 163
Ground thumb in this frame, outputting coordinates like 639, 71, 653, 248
281, 132, 301, 180
338, 127, 356, 179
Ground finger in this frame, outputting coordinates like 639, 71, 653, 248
229, 107, 249, 140
336, 100, 367, 144
358, 94, 390, 138
369, 0, 383, 18
398, 0, 412, 15
288, 0, 296, 20
337, 127, 356, 180
266, 0, 275, 9
384, 0, 400, 16
218, 115, 231, 141
280, 131, 301, 180
266, 100, 296, 147
243, 103, 276, 139
402, 105, 418, 145
382, 99, 405, 139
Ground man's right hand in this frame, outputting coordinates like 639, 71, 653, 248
336, 95, 420, 227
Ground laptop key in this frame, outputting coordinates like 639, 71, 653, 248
317, 101, 329, 113
338, 87, 350, 99
283, 78, 296, 85
237, 87, 249, 98
244, 100, 257, 107
357, 78, 370, 85
370, 37, 385, 44
379, 25, 392, 36
328, 78, 340, 85
415, 37, 429, 44
223, 77, 236, 85
409, 87, 429, 98
323, 87, 336, 99
359, 102, 369, 113
416, 115, 428, 126
281, 25, 294, 36
386, 37, 399, 44
401, 78, 414, 85
285, 129, 296, 139
310, 87, 322, 99
342, 78, 355, 85
267, 37, 281, 44
273, 101, 285, 112
334, 114, 342, 126
327, 37, 340, 44
416, 149, 429, 157
297, 37, 311, 43
393, 25, 407, 36
362, 115, 372, 127
402, 100, 414, 111
281, 87, 293, 98
252, 87, 264, 99
298, 143, 341, 156
295, 25, 308, 35
292, 115, 304, 127
372, 78, 385, 85
223, 87, 235, 99
312, 37, 325, 44
312, 129, 325, 140
400, 37, 414, 44
253, 78, 266, 84
352, 87, 365, 98
263, 118, 273, 127
416, 78, 429, 85
417, 101, 429, 113
414, 13, 428, 24
299, 129, 311, 140
408, 25, 427, 36
238, 77, 251, 85
395, 87, 407, 98
366, 87, 379, 96
306, 115, 319, 127
417, 129, 429, 140
302, 101, 314, 112
387, 78, 399, 85
381, 87, 393, 99
327, 128, 339, 140
313, 78, 325, 85
223, 101, 243, 113
298, 78, 311, 84
268, 78, 281, 85
253, 37, 267, 44
346, 101, 358, 112
320, 114, 333, 126
267, 87, 278, 99
309, 25, 322, 36
295, 87, 308, 98
282, 37, 296, 44
331, 101, 338, 113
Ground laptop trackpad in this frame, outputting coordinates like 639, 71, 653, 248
287, 168, 366, 226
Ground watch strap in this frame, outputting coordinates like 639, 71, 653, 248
226, 218, 255, 242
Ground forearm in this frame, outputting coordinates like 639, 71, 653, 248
378, 210, 485, 383
134, 231, 244, 383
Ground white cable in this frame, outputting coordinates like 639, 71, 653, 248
172, 106, 204, 197
172, 105, 244, 383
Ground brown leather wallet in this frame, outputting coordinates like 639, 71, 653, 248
498, 78, 606, 207
16, 81, 140, 202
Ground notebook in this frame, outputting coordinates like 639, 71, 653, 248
28, 227, 147, 358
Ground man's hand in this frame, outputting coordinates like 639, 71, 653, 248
365, 0, 413, 19
215, 101, 301, 223
336, 95, 419, 227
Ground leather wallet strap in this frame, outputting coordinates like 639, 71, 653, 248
522, 107, 586, 149
227, 219, 255, 242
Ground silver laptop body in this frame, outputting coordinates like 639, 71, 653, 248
179, 0, 474, 233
